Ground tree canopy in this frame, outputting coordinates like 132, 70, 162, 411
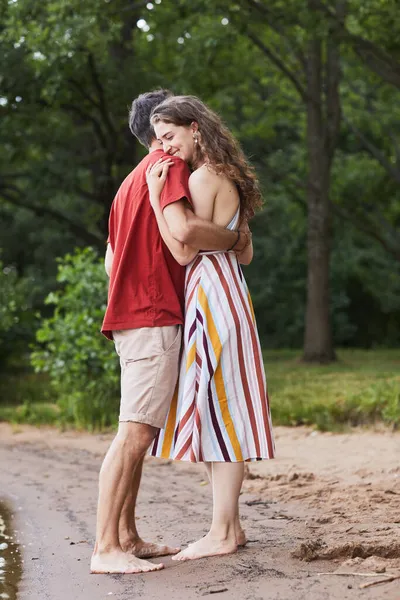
0, 0, 399, 364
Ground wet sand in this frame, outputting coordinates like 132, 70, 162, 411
0, 500, 22, 599
0, 423, 399, 600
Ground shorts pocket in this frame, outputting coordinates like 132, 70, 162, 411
154, 325, 182, 356
114, 328, 163, 362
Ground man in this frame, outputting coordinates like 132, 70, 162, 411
91, 90, 249, 574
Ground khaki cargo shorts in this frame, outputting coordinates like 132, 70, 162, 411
112, 325, 182, 429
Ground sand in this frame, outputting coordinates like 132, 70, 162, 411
0, 423, 399, 599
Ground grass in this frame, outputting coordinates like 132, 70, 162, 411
0, 349, 399, 431
0, 402, 60, 425
265, 349, 400, 430
0, 371, 61, 426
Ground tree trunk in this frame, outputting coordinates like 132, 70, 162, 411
303, 172, 335, 362
303, 1, 345, 362
302, 38, 336, 362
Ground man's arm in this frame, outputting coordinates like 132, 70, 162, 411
164, 202, 247, 252
236, 221, 253, 265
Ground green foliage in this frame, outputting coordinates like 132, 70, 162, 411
0, 401, 60, 426
266, 349, 400, 430
272, 378, 400, 431
0, 261, 23, 332
0, 256, 35, 367
0, 371, 53, 406
0, 0, 399, 380
1, 348, 398, 431
31, 247, 119, 429
244, 200, 400, 348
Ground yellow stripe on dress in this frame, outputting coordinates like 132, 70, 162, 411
186, 341, 196, 372
247, 290, 256, 325
198, 285, 243, 461
160, 383, 179, 458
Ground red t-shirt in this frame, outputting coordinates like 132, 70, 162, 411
101, 149, 191, 340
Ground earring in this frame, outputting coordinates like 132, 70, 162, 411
193, 133, 198, 144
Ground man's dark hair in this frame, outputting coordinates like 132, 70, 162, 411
128, 89, 173, 148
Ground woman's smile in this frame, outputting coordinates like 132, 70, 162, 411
154, 121, 195, 163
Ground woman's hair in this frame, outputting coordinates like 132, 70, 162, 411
150, 95, 262, 221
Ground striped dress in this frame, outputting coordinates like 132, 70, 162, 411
150, 208, 275, 462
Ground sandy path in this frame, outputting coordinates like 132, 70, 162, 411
0, 423, 399, 600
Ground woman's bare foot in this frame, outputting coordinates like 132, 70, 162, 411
171, 533, 237, 562
121, 537, 180, 558
236, 527, 247, 547
90, 549, 164, 574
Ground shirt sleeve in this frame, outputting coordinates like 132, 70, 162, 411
160, 156, 192, 211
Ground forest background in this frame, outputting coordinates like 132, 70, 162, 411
0, 0, 399, 429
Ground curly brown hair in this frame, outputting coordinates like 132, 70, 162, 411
150, 95, 263, 222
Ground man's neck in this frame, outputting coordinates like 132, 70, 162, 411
148, 140, 162, 153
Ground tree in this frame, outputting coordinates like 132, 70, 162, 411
167, 0, 346, 361
1, 0, 399, 364
0, 0, 161, 245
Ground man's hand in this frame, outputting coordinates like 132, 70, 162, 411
146, 158, 174, 206
234, 222, 252, 254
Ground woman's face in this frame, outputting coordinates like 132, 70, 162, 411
154, 121, 196, 163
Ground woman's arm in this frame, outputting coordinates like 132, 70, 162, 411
150, 195, 198, 266
147, 159, 198, 266
105, 243, 114, 276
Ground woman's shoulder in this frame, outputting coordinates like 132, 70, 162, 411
189, 164, 221, 189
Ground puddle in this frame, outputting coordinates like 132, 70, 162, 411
0, 501, 22, 600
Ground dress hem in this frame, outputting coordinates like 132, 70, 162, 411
150, 454, 275, 463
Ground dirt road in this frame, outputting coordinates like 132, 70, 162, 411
0, 424, 399, 600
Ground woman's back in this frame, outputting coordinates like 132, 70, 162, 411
189, 165, 240, 229
188, 165, 252, 264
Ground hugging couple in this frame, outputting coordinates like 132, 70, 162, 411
91, 89, 275, 574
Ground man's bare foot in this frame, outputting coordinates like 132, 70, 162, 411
90, 549, 164, 574
121, 538, 180, 558
171, 533, 237, 562
236, 527, 247, 547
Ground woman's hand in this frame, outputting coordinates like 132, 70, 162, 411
146, 158, 174, 205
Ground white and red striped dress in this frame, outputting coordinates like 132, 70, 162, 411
150, 209, 275, 462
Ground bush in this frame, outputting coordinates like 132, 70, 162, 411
0, 257, 35, 368
31, 247, 119, 429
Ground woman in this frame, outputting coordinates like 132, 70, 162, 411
146, 96, 275, 562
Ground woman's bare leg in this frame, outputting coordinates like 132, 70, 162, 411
173, 462, 244, 561
204, 462, 246, 546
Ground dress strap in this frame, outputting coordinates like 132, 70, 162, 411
226, 206, 241, 231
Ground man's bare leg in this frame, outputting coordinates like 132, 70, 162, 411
173, 462, 244, 561
91, 422, 164, 574
203, 462, 246, 547
119, 455, 180, 558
